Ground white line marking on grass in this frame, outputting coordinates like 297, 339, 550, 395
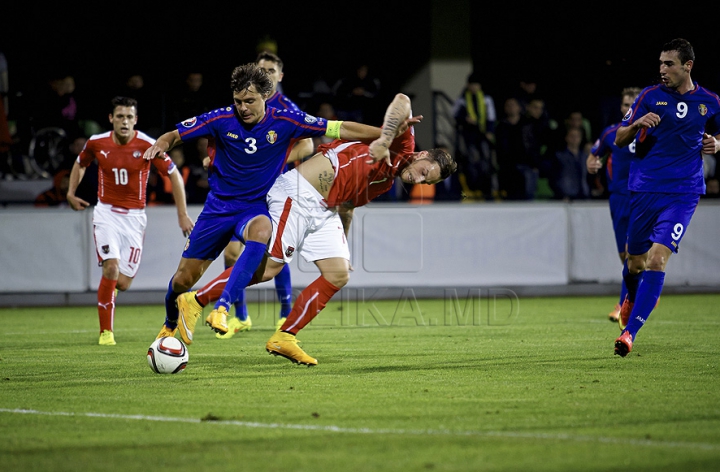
2, 408, 718, 451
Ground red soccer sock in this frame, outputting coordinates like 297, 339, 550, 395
196, 267, 261, 307
196, 267, 232, 306
98, 276, 117, 333
282, 276, 340, 335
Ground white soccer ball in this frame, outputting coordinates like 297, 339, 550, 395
147, 336, 188, 374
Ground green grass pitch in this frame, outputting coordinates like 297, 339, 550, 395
1, 293, 719, 471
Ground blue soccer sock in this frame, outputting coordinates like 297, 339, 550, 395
223, 260, 248, 321
274, 263, 292, 319
216, 241, 266, 312
233, 290, 249, 321
622, 259, 643, 303
619, 279, 628, 306
164, 277, 180, 329
626, 270, 664, 340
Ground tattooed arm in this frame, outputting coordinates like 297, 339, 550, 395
368, 93, 414, 164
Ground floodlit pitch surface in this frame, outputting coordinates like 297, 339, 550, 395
1, 294, 719, 471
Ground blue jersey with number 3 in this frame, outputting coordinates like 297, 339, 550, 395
621, 83, 720, 194
175, 106, 328, 203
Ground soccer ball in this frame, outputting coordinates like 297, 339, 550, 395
147, 336, 188, 374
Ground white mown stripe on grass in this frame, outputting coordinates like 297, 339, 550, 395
1, 408, 718, 451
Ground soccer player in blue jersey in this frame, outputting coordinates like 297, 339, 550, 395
587, 87, 642, 323
216, 52, 314, 339
143, 63, 384, 345
613, 38, 720, 356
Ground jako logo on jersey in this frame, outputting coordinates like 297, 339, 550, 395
699, 104, 708, 116
655, 101, 668, 106
226, 132, 238, 139
267, 131, 277, 144
304, 115, 318, 124
285, 246, 295, 258
181, 117, 198, 128
133, 151, 142, 159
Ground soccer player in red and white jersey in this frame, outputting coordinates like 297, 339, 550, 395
181, 93, 457, 364
67, 96, 194, 346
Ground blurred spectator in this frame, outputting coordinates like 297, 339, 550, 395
332, 62, 380, 123
522, 97, 557, 181
148, 146, 193, 205
0, 51, 7, 114
34, 168, 70, 206
167, 71, 212, 127
452, 72, 497, 200
495, 97, 535, 200
557, 110, 592, 154
513, 75, 539, 114
174, 145, 209, 204
0, 50, 10, 168
549, 127, 590, 201
167, 71, 213, 169
29, 72, 82, 138
116, 73, 164, 137
312, 101, 337, 149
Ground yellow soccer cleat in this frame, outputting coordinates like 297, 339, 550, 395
156, 324, 177, 340
176, 291, 203, 345
215, 315, 252, 339
205, 306, 229, 335
98, 330, 116, 346
266, 331, 317, 366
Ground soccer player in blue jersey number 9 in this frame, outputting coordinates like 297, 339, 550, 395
612, 38, 720, 357
142, 63, 385, 345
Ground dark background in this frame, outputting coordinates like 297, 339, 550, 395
3, 2, 720, 136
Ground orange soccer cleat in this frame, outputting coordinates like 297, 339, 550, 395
614, 330, 633, 357
618, 297, 634, 331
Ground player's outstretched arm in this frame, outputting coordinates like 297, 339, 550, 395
144, 130, 183, 160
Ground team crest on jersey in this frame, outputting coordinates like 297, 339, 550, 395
181, 117, 198, 128
622, 108, 632, 121
267, 131, 277, 144
102, 245, 109, 254
304, 114, 318, 124
133, 151, 142, 159
699, 104, 708, 116
285, 246, 295, 258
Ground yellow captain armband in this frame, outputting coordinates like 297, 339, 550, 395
326, 120, 344, 139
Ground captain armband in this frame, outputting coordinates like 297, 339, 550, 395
325, 120, 344, 139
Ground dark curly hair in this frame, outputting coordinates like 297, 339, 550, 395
230, 63, 273, 97
427, 148, 457, 180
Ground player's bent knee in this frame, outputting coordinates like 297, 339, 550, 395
326, 271, 350, 289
